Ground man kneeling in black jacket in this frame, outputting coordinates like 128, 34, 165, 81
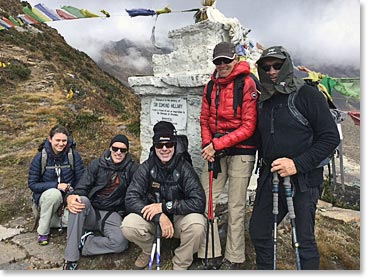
63, 134, 138, 270
121, 121, 206, 270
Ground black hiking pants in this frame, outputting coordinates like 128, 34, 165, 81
249, 174, 321, 270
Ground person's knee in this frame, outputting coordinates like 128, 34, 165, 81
188, 222, 205, 237
110, 232, 129, 253
121, 215, 138, 239
42, 188, 62, 199
79, 196, 90, 205
40, 188, 62, 205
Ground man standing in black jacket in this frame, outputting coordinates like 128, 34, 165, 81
249, 46, 340, 270
121, 121, 206, 270
63, 134, 138, 270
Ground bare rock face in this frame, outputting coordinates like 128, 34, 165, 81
317, 203, 360, 225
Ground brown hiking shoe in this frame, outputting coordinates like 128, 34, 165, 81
133, 252, 150, 270
219, 258, 242, 270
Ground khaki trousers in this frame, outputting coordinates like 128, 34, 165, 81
121, 212, 205, 270
197, 155, 255, 263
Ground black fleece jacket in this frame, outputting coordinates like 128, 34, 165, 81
66, 151, 138, 213
125, 153, 205, 223
257, 84, 340, 190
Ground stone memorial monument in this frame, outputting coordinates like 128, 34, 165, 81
128, 20, 230, 174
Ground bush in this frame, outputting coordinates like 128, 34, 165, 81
127, 121, 140, 137
57, 112, 102, 131
0, 59, 31, 80
9, 63, 31, 79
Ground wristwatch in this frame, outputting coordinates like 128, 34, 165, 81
166, 201, 173, 212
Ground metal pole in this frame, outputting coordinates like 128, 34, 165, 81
155, 191, 161, 270
336, 122, 345, 191
148, 187, 161, 270
283, 176, 301, 270
148, 239, 157, 270
331, 152, 337, 192
338, 141, 345, 192
272, 172, 279, 270
205, 161, 215, 268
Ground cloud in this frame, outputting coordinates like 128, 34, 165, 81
25, 0, 360, 70
219, 0, 360, 69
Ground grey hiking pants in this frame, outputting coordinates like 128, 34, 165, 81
64, 196, 128, 262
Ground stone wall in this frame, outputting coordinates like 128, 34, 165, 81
128, 21, 230, 174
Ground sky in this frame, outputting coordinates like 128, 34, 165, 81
23, 0, 361, 71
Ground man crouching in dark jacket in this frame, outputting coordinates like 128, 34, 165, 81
121, 121, 206, 270
63, 134, 138, 270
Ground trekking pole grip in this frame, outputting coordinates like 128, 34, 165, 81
208, 161, 214, 172
283, 176, 295, 219
272, 172, 279, 215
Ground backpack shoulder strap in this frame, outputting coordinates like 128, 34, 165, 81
233, 73, 246, 117
206, 80, 215, 107
40, 148, 47, 176
68, 147, 74, 171
250, 72, 262, 93
288, 86, 309, 127
147, 157, 156, 182
123, 159, 134, 185
173, 155, 186, 184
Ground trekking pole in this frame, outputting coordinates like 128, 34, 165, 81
55, 165, 64, 233
272, 172, 280, 270
283, 176, 301, 270
58, 206, 64, 233
148, 189, 162, 270
204, 161, 215, 268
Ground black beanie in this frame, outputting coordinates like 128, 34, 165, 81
110, 134, 129, 149
152, 121, 176, 143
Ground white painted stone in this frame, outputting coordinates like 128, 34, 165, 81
152, 21, 229, 77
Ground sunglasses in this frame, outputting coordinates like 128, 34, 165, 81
213, 58, 234, 66
154, 142, 175, 149
111, 146, 128, 153
261, 62, 284, 72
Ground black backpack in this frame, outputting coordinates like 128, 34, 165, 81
174, 134, 193, 166
288, 81, 343, 127
206, 72, 261, 116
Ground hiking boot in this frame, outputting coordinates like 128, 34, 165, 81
133, 252, 150, 270
63, 261, 78, 270
219, 258, 241, 270
37, 234, 49, 245
79, 231, 94, 250
193, 257, 223, 270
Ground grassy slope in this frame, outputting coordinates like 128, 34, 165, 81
0, 1, 141, 223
